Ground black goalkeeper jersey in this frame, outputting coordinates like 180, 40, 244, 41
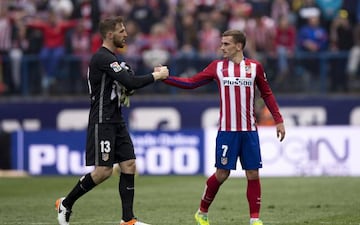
87, 47, 154, 123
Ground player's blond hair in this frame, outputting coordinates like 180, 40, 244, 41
222, 30, 246, 49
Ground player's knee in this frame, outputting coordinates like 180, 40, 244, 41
93, 167, 113, 182
103, 168, 113, 179
119, 159, 136, 174
215, 169, 230, 182
246, 169, 259, 180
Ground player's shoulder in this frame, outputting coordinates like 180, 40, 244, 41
244, 57, 262, 65
212, 59, 223, 63
244, 58, 264, 72
208, 59, 225, 67
91, 47, 117, 64
96, 47, 116, 58
202, 59, 223, 71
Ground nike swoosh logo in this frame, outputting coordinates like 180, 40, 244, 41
126, 187, 134, 190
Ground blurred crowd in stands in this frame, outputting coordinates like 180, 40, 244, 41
0, 0, 360, 96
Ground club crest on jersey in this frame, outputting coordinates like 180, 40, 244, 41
110, 62, 122, 72
221, 157, 228, 165
245, 65, 250, 73
102, 153, 109, 161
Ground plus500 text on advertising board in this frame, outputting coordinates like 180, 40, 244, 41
12, 130, 204, 176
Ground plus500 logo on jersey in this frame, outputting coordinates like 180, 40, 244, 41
12, 130, 204, 175
223, 77, 253, 86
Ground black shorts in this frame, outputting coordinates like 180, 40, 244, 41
86, 122, 135, 167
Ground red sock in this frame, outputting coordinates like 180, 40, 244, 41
247, 179, 261, 218
199, 173, 222, 213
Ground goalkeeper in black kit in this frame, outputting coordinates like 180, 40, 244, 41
55, 16, 169, 225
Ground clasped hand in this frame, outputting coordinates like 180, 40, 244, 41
152, 66, 169, 80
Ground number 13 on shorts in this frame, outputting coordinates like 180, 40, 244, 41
100, 140, 111, 153
99, 139, 111, 162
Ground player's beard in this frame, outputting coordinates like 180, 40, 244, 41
113, 38, 125, 48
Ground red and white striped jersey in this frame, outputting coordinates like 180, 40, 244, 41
164, 58, 283, 131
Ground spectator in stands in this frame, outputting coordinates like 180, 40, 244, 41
149, 0, 170, 23
99, 0, 130, 18
26, 11, 77, 93
128, 0, 157, 34
298, 12, 328, 51
316, 0, 343, 30
294, 0, 321, 28
70, 19, 90, 79
272, 15, 296, 91
9, 11, 29, 94
329, 9, 353, 92
228, 2, 251, 32
129, 19, 175, 94
174, 12, 199, 75
90, 28, 102, 54
249, 0, 272, 17
175, 12, 199, 54
13, 1, 44, 95
0, 3, 13, 94
208, 9, 228, 33
297, 12, 328, 89
72, 0, 100, 33
346, 22, 360, 87
48, 0, 74, 19
198, 20, 221, 58
228, 2, 253, 57
193, 0, 217, 23
121, 19, 146, 73
142, 21, 177, 71
245, 12, 276, 64
271, 0, 291, 24
341, 0, 359, 25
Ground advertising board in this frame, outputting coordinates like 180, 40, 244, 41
11, 127, 360, 176
12, 130, 204, 176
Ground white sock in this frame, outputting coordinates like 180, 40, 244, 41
198, 209, 208, 215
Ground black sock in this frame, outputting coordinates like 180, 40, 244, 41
63, 173, 97, 209
119, 172, 135, 221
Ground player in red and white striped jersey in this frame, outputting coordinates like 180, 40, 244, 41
163, 30, 285, 225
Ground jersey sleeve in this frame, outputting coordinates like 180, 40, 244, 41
27, 20, 47, 31
163, 61, 217, 89
255, 63, 284, 124
100, 55, 154, 90
60, 20, 78, 31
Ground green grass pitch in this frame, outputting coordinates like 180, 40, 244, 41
0, 175, 359, 225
